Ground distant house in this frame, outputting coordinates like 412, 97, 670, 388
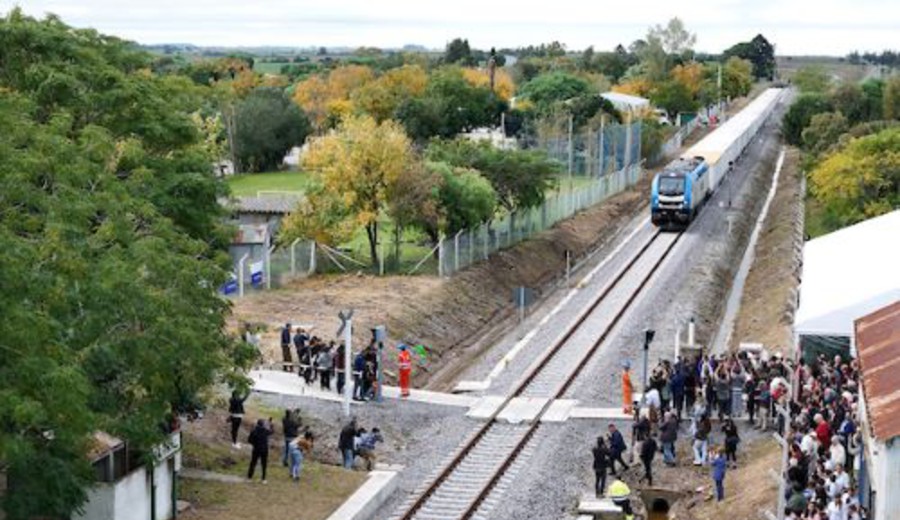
74, 430, 182, 520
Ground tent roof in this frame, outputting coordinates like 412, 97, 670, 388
795, 210, 900, 338
855, 300, 900, 442
600, 92, 649, 111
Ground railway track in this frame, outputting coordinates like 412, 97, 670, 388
390, 228, 683, 520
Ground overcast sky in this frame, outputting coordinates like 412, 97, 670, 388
4, 0, 898, 55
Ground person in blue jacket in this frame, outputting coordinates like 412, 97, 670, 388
711, 447, 728, 501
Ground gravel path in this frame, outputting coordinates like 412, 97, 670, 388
488, 93, 794, 520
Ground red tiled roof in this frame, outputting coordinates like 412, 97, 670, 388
855, 300, 900, 442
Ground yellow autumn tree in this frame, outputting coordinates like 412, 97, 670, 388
293, 75, 330, 131
612, 78, 652, 97
809, 127, 900, 231
352, 65, 428, 121
327, 65, 375, 99
671, 62, 704, 96
285, 115, 414, 266
461, 67, 516, 101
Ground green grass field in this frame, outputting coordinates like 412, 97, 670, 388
253, 61, 291, 75
226, 171, 311, 197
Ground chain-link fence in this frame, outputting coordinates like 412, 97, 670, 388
537, 120, 642, 177
437, 162, 642, 277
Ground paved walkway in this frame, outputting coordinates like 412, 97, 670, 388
250, 369, 478, 408
181, 468, 247, 483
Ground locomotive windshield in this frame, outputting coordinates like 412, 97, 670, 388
658, 176, 685, 196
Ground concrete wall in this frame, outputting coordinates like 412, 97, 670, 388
859, 390, 900, 520
76, 483, 115, 520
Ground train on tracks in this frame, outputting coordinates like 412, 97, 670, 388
651, 88, 783, 228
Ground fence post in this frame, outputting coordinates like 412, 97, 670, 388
265, 245, 272, 290
567, 114, 574, 175
624, 115, 633, 169
309, 241, 316, 275
454, 230, 462, 272
483, 224, 489, 260
599, 118, 606, 176
468, 229, 474, 265
438, 235, 444, 278
237, 253, 249, 297
290, 238, 299, 276
379, 240, 384, 276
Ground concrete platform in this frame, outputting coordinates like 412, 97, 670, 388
497, 397, 549, 424
541, 399, 579, 422
578, 497, 624, 519
250, 370, 477, 408
452, 379, 491, 392
568, 407, 631, 421
326, 469, 400, 520
466, 395, 507, 419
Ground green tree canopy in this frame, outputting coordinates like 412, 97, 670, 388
792, 65, 830, 93
518, 72, 592, 116
783, 93, 833, 145
651, 80, 699, 119
426, 139, 560, 213
234, 87, 310, 173
801, 111, 849, 156
809, 127, 900, 231
0, 11, 248, 518
396, 67, 503, 141
444, 37, 475, 66
723, 34, 776, 79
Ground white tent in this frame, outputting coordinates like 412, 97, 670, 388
795, 210, 900, 357
600, 92, 650, 113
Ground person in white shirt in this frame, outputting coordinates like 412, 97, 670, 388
830, 436, 847, 469
801, 429, 818, 456
835, 465, 851, 495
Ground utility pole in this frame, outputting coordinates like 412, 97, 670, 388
337, 310, 354, 417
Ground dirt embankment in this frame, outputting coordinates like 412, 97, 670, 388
232, 174, 651, 389
728, 147, 804, 353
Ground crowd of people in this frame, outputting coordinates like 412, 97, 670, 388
275, 322, 383, 401
227, 404, 384, 484
592, 349, 867, 520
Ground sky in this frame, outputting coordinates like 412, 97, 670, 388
4, 0, 898, 56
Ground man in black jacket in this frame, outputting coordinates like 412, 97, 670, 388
591, 436, 611, 496
339, 418, 358, 469
607, 424, 629, 476
280, 323, 293, 371
660, 411, 679, 466
228, 390, 248, 448
639, 432, 658, 486
282, 409, 300, 467
247, 418, 274, 483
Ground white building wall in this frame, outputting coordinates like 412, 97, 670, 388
75, 484, 115, 520
870, 439, 900, 520
113, 467, 150, 520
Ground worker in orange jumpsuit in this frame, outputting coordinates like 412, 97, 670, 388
622, 360, 634, 414
398, 344, 412, 398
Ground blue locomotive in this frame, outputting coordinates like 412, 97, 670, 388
650, 157, 709, 228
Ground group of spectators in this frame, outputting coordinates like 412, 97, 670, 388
275, 322, 382, 401
594, 349, 867, 519
339, 417, 384, 471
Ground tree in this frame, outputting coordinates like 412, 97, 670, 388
801, 112, 849, 155
861, 78, 885, 121
385, 161, 442, 261
652, 80, 699, 119
809, 127, 900, 230
722, 56, 753, 99
444, 38, 474, 66
884, 76, 900, 120
518, 72, 592, 116
829, 83, 868, 126
434, 163, 498, 234
426, 139, 560, 213
234, 87, 310, 172
294, 115, 413, 267
792, 65, 830, 93
648, 17, 696, 57
723, 34, 776, 79
0, 11, 247, 518
462, 67, 516, 101
782, 93, 833, 145
396, 67, 503, 141
671, 62, 704, 97
292, 65, 374, 132
351, 65, 428, 122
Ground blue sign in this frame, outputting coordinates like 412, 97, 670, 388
222, 275, 238, 295
250, 261, 264, 286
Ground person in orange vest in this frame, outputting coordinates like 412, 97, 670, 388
398, 344, 412, 398
622, 360, 634, 414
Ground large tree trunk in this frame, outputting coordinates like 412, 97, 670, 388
366, 222, 379, 269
